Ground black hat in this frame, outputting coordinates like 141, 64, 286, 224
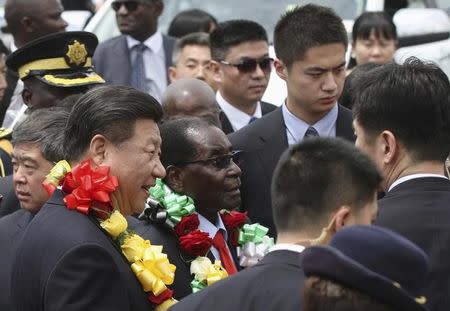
302, 225, 429, 311
6, 31, 105, 88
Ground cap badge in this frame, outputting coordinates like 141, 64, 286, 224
65, 40, 88, 67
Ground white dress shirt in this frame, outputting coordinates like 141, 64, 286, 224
388, 173, 448, 192
282, 102, 338, 145
197, 212, 231, 261
216, 91, 262, 131
270, 243, 305, 254
127, 32, 167, 103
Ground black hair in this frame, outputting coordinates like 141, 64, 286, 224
339, 62, 382, 109
352, 11, 397, 43
168, 9, 217, 38
272, 137, 382, 233
210, 19, 268, 61
159, 117, 211, 168
352, 57, 450, 162
63, 85, 163, 161
274, 4, 347, 69
13, 106, 70, 162
172, 32, 210, 64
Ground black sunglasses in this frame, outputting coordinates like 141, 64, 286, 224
220, 57, 273, 74
112, 1, 145, 12
175, 150, 243, 170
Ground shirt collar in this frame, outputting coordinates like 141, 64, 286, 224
388, 173, 449, 192
126, 31, 163, 53
282, 102, 338, 143
216, 91, 262, 131
269, 243, 305, 254
197, 212, 228, 241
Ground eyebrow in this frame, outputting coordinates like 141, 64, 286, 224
11, 154, 39, 165
306, 61, 346, 72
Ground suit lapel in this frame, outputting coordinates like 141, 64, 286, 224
336, 104, 355, 141
220, 113, 234, 134
112, 36, 132, 85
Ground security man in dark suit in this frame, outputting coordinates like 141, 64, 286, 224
353, 57, 450, 311
209, 19, 277, 134
171, 137, 382, 311
0, 107, 69, 311
229, 5, 354, 236
0, 31, 105, 218
93, 0, 176, 102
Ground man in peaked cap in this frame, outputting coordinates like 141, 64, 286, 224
6, 31, 104, 112
0, 32, 104, 219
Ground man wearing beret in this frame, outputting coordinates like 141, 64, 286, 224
0, 31, 105, 218
353, 57, 450, 310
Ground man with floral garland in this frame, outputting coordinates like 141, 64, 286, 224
133, 117, 273, 300
171, 137, 382, 311
10, 85, 172, 311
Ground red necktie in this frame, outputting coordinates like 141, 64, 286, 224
212, 230, 237, 275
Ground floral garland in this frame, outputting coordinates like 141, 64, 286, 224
144, 178, 274, 292
44, 161, 178, 311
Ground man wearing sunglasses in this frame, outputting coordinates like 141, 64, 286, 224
209, 20, 277, 134
229, 5, 354, 237
133, 117, 243, 299
93, 0, 175, 102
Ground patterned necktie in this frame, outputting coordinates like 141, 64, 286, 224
304, 126, 319, 138
131, 43, 147, 92
212, 230, 237, 275
248, 116, 258, 124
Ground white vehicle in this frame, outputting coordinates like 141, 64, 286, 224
85, 0, 450, 104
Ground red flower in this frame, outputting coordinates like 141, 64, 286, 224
179, 230, 212, 257
174, 214, 200, 237
221, 210, 247, 231
62, 160, 119, 216
148, 288, 173, 305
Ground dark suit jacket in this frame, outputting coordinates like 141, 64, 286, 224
229, 105, 354, 236
132, 219, 241, 300
376, 177, 450, 311
0, 175, 20, 218
10, 190, 153, 311
221, 100, 278, 134
170, 249, 304, 311
92, 34, 175, 87
0, 209, 33, 311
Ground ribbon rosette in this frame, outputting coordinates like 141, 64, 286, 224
62, 160, 119, 215
237, 223, 274, 267
42, 160, 72, 197
122, 234, 176, 296
100, 210, 128, 239
190, 257, 228, 292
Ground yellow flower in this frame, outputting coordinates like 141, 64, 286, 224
121, 234, 150, 263
100, 210, 128, 239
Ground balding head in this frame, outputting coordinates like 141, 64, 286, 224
162, 78, 222, 128
5, 0, 67, 47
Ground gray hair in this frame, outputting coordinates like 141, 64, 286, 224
12, 106, 70, 163
172, 32, 210, 64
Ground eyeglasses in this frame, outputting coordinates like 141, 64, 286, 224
220, 57, 273, 74
111, 1, 144, 12
175, 150, 243, 170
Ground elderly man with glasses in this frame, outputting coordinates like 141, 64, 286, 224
93, 0, 175, 102
208, 20, 277, 134
132, 117, 270, 300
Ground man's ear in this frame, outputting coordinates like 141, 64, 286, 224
21, 87, 32, 107
333, 206, 352, 232
153, 0, 164, 17
165, 166, 185, 193
274, 59, 288, 81
89, 134, 108, 166
380, 130, 398, 165
208, 60, 222, 84
168, 66, 177, 83
21, 16, 34, 33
